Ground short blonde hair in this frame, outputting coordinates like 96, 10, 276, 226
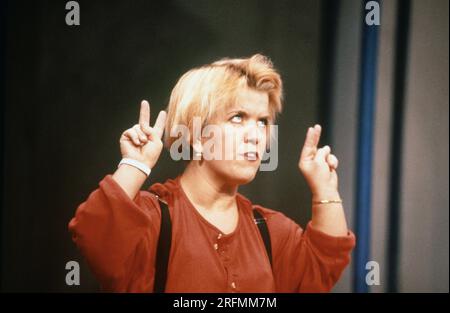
164, 54, 283, 148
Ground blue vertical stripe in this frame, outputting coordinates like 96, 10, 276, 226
353, 0, 380, 293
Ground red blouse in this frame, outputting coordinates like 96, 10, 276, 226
68, 175, 355, 292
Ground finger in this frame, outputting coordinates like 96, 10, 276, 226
327, 154, 339, 169
132, 128, 146, 146
133, 125, 148, 143
300, 124, 322, 161
152, 110, 167, 139
314, 145, 331, 163
330, 168, 338, 182
139, 100, 151, 129
308, 124, 322, 149
141, 123, 153, 137
312, 124, 322, 146
124, 129, 141, 146
300, 127, 315, 161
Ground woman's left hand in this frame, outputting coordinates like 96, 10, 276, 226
298, 124, 339, 196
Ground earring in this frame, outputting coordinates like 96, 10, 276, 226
193, 139, 202, 159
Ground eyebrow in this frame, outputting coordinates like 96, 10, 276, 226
227, 108, 271, 120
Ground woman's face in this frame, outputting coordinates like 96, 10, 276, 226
200, 87, 271, 186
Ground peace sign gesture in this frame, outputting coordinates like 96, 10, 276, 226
119, 100, 167, 169
298, 124, 339, 196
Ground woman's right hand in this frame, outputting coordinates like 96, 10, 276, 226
120, 100, 167, 169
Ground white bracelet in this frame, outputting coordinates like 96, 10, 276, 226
118, 158, 151, 177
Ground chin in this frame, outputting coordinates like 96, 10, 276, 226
224, 166, 259, 186
207, 160, 260, 186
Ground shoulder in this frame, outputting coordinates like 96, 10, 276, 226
249, 202, 304, 257
253, 204, 302, 234
147, 175, 182, 205
237, 192, 303, 238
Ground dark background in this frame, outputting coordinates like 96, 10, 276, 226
1, 0, 329, 292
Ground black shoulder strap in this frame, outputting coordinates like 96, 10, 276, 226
252, 208, 273, 268
154, 196, 171, 293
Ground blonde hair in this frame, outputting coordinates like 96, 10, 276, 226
164, 54, 283, 148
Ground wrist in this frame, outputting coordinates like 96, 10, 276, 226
118, 158, 151, 177
114, 163, 148, 180
312, 188, 340, 202
122, 155, 152, 169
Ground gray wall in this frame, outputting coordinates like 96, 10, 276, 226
399, 0, 449, 292
328, 0, 362, 293
371, 0, 397, 294
332, 0, 449, 292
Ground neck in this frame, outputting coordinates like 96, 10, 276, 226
180, 162, 238, 212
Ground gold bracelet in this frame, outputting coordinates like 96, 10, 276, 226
312, 199, 343, 205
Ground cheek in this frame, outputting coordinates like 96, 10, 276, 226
222, 127, 242, 157
261, 129, 268, 148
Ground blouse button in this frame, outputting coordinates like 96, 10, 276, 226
231, 282, 236, 289
217, 233, 223, 239
213, 243, 218, 250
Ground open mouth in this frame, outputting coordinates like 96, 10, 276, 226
240, 152, 259, 161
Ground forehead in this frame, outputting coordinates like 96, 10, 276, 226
230, 87, 270, 115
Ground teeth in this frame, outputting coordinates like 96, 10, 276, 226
246, 152, 257, 159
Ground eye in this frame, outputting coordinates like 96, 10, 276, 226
230, 113, 243, 123
257, 118, 269, 128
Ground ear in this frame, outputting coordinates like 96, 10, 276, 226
192, 137, 203, 160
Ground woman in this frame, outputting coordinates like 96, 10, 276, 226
68, 54, 355, 292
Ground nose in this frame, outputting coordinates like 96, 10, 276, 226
244, 121, 262, 145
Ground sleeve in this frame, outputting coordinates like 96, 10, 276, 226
68, 174, 161, 292
269, 213, 356, 292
